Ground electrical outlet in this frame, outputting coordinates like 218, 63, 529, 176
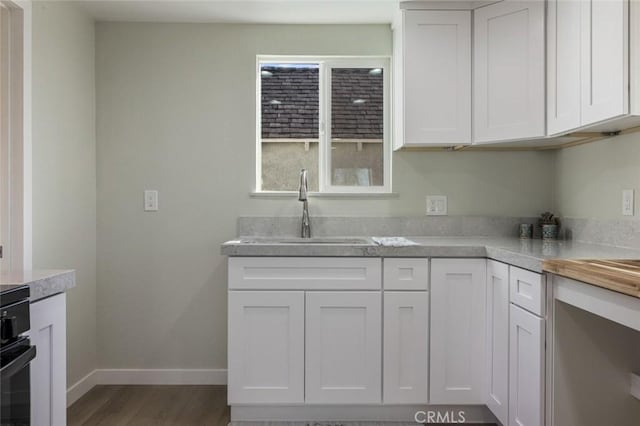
144, 190, 159, 212
622, 189, 634, 216
426, 195, 447, 216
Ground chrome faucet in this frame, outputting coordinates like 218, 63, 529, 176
298, 169, 311, 238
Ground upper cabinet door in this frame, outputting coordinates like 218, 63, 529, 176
547, 0, 582, 135
395, 10, 471, 148
581, 0, 629, 125
473, 1, 545, 143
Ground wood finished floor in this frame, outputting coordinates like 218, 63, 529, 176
67, 385, 230, 426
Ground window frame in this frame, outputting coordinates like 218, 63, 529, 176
255, 55, 391, 194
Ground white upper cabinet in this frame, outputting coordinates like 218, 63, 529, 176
580, 0, 628, 125
393, 10, 471, 148
548, 0, 640, 135
473, 1, 546, 143
547, 0, 582, 134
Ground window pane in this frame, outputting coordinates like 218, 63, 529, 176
260, 63, 319, 191
330, 68, 384, 187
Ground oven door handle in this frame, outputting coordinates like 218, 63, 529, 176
0, 345, 36, 381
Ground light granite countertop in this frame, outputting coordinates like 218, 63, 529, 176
0, 269, 76, 302
221, 237, 640, 273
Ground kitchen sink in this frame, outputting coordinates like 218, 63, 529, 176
239, 237, 374, 245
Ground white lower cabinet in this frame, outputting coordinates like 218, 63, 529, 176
509, 304, 545, 426
305, 292, 382, 404
228, 291, 305, 404
430, 259, 487, 404
486, 264, 546, 426
227, 256, 546, 422
383, 291, 429, 404
30, 293, 66, 426
486, 260, 510, 425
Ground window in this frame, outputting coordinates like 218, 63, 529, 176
256, 56, 391, 194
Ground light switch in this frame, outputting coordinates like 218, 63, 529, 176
144, 190, 158, 212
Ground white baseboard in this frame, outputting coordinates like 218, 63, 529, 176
67, 368, 227, 407
95, 368, 228, 385
67, 370, 99, 407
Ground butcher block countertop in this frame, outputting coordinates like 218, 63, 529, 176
543, 259, 640, 298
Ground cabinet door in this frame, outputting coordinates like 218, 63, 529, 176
306, 292, 381, 403
401, 10, 471, 146
486, 261, 510, 426
547, 0, 582, 135
474, 1, 545, 143
430, 259, 487, 404
509, 304, 545, 426
581, 0, 628, 125
383, 291, 429, 404
228, 291, 304, 404
30, 293, 66, 426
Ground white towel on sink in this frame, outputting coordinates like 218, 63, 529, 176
372, 237, 419, 247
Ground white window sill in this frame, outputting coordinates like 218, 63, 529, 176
250, 191, 399, 199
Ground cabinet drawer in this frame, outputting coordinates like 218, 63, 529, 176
509, 266, 546, 316
229, 257, 382, 290
383, 258, 429, 290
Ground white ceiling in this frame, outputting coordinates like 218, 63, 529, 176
76, 0, 400, 24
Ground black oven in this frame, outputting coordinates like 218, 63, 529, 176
1, 285, 35, 426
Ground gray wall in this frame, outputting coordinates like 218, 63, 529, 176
95, 22, 555, 370
555, 132, 640, 219
32, 2, 96, 386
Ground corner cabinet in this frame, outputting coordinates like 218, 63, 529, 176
473, 0, 546, 143
30, 293, 67, 426
430, 258, 487, 404
393, 9, 471, 148
548, 0, 640, 135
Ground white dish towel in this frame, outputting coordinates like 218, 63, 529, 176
371, 237, 419, 247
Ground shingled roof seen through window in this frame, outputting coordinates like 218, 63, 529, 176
261, 65, 383, 140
